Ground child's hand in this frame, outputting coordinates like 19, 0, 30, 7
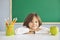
25, 31, 35, 34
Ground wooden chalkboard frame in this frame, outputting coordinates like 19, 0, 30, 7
10, 0, 60, 24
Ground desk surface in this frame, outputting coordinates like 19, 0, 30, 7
0, 31, 59, 40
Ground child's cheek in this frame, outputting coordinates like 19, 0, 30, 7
29, 23, 33, 28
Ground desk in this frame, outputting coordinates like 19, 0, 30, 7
0, 31, 59, 40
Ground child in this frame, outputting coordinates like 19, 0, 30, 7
15, 13, 49, 34
23, 13, 49, 34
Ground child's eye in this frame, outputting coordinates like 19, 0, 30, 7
35, 21, 37, 23
30, 21, 33, 23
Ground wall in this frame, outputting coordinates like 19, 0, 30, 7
0, 0, 10, 31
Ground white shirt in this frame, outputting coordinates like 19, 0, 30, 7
15, 26, 49, 34
36, 26, 49, 34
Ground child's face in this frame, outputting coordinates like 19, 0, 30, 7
28, 16, 39, 30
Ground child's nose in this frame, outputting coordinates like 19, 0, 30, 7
33, 22, 36, 24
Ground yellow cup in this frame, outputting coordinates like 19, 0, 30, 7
6, 25, 15, 36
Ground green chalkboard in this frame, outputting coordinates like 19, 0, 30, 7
12, 0, 60, 22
